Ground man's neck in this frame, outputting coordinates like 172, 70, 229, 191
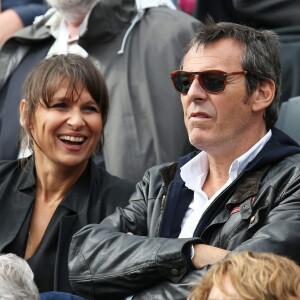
202, 129, 272, 198
202, 164, 230, 199
66, 22, 81, 39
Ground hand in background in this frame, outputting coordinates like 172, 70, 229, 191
0, 9, 23, 45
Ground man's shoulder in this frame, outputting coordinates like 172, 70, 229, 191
146, 161, 177, 177
91, 159, 136, 192
142, 7, 200, 34
274, 152, 300, 168
147, 6, 199, 24
144, 151, 199, 183
260, 152, 300, 187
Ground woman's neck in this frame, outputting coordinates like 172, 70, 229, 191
34, 158, 88, 204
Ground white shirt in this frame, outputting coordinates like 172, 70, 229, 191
179, 130, 272, 238
45, 10, 88, 58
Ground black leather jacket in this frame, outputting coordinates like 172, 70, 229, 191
69, 128, 300, 300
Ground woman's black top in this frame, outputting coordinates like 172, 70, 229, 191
0, 156, 135, 292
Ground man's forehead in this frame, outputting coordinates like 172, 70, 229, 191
182, 39, 244, 69
189, 38, 244, 55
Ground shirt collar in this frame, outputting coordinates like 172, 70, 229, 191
45, 10, 88, 58
181, 130, 272, 190
180, 151, 209, 192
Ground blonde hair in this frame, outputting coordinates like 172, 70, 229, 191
188, 251, 300, 300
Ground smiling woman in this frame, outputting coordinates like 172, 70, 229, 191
0, 54, 135, 294
19, 53, 109, 162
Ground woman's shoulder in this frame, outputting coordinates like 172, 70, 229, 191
0, 159, 19, 173
91, 159, 135, 190
0, 157, 33, 180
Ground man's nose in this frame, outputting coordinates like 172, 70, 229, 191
187, 75, 207, 96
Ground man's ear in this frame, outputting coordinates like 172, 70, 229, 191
19, 99, 30, 129
251, 79, 276, 112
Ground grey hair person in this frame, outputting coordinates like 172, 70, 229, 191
183, 19, 281, 130
0, 253, 39, 300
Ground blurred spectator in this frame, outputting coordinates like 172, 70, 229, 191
0, 0, 200, 182
0, 0, 48, 45
0, 253, 85, 300
178, 0, 196, 15
188, 251, 300, 300
0, 253, 39, 300
194, 0, 300, 29
273, 25, 300, 103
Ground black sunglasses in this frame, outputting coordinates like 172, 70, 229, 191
170, 70, 247, 94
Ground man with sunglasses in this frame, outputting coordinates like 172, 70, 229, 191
69, 20, 300, 300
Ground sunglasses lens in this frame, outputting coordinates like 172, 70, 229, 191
200, 72, 225, 93
173, 72, 191, 94
171, 71, 227, 94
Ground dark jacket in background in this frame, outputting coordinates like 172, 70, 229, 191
194, 0, 300, 29
69, 128, 300, 299
1, 0, 48, 26
273, 25, 300, 102
0, 156, 135, 293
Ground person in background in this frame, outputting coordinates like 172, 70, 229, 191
0, 252, 86, 300
188, 251, 300, 300
0, 54, 134, 293
178, 0, 196, 15
0, 0, 200, 182
68, 20, 300, 300
0, 0, 48, 45
194, 0, 300, 29
0, 253, 40, 300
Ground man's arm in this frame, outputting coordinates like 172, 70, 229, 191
69, 159, 300, 299
69, 166, 202, 299
192, 244, 229, 269
132, 269, 207, 300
